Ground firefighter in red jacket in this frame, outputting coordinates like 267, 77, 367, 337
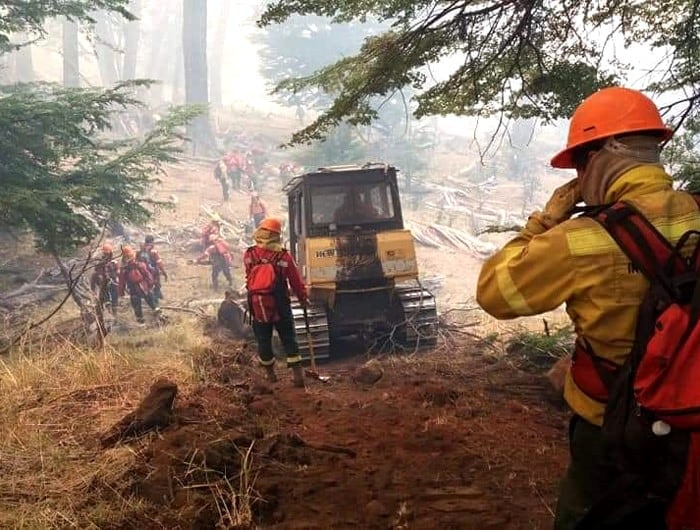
201, 214, 222, 251
248, 192, 268, 228
195, 233, 233, 290
90, 242, 120, 316
118, 245, 162, 324
244, 217, 308, 387
139, 235, 168, 302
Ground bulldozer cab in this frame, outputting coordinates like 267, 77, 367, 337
283, 163, 437, 359
285, 163, 404, 263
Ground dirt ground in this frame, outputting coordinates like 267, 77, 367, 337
120, 334, 569, 530
95, 157, 572, 529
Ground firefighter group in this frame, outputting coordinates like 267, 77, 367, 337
90, 235, 168, 325
92, 208, 308, 388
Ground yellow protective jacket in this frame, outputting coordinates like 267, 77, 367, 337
477, 166, 700, 425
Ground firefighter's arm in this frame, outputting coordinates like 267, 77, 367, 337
476, 226, 577, 320
141, 263, 154, 286
192, 250, 209, 265
243, 250, 253, 283
282, 253, 308, 302
153, 252, 168, 280
522, 178, 582, 238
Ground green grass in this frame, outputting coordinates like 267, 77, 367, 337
505, 322, 574, 372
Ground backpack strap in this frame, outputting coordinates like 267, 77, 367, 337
593, 201, 690, 297
570, 202, 691, 397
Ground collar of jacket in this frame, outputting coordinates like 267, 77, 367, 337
603, 165, 673, 204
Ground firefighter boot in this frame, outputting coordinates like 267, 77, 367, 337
291, 365, 305, 388
264, 364, 278, 383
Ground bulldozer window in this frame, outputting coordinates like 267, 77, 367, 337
311, 183, 395, 225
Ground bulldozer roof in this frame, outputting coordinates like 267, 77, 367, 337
282, 162, 398, 194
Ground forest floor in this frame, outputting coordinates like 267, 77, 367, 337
0, 131, 573, 529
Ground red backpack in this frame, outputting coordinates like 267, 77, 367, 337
212, 240, 232, 265
123, 261, 151, 294
576, 200, 700, 529
246, 250, 283, 323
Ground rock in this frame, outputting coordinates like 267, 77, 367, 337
100, 378, 178, 448
352, 360, 384, 386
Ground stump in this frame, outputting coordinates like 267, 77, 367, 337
100, 378, 178, 448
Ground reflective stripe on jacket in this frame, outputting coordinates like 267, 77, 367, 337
477, 166, 700, 425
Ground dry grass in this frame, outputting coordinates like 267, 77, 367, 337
209, 441, 261, 529
0, 314, 202, 528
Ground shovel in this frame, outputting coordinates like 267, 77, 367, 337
303, 305, 330, 382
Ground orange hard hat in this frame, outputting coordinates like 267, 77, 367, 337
259, 218, 282, 234
121, 245, 135, 259
102, 243, 113, 253
550, 87, 673, 169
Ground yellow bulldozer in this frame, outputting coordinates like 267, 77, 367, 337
283, 163, 438, 359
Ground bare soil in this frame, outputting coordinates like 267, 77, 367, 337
124, 336, 569, 530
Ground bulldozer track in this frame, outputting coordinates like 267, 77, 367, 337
291, 284, 438, 361
291, 299, 331, 361
396, 285, 439, 350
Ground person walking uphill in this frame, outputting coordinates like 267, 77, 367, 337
119, 245, 163, 324
201, 214, 222, 251
90, 242, 120, 317
476, 87, 700, 529
249, 192, 268, 228
139, 235, 168, 302
244, 217, 308, 387
194, 234, 233, 290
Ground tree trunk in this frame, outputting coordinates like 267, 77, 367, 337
144, 3, 171, 105
94, 12, 121, 86
209, 0, 231, 107
172, 21, 185, 103
51, 254, 106, 349
62, 18, 80, 87
0, 53, 9, 83
182, 0, 214, 154
122, 0, 142, 80
14, 40, 34, 82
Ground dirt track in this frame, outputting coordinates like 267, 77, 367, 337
122, 336, 568, 530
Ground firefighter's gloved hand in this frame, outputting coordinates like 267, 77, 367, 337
545, 178, 581, 222
522, 178, 581, 238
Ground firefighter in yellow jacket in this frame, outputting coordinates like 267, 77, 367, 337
477, 87, 700, 529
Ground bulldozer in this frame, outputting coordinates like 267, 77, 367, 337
283, 163, 438, 360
